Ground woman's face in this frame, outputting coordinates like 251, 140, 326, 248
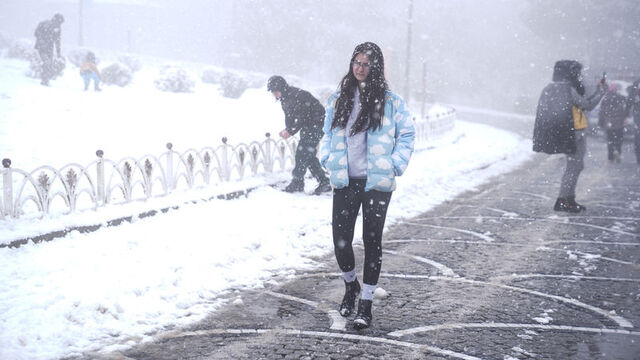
352, 53, 371, 82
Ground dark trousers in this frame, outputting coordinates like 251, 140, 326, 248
560, 129, 586, 198
332, 178, 392, 285
38, 49, 54, 84
291, 137, 327, 185
606, 128, 624, 160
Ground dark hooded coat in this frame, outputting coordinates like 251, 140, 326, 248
532, 60, 604, 154
599, 91, 629, 130
34, 18, 62, 56
280, 85, 325, 142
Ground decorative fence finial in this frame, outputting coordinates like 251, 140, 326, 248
2, 158, 11, 168
166, 143, 173, 150
96, 150, 104, 158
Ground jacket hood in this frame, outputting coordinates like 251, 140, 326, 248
267, 75, 288, 93
552, 60, 584, 95
552, 60, 582, 82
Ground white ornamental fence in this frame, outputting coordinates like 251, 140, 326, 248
1, 107, 455, 221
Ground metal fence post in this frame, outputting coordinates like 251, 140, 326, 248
264, 132, 273, 173
221, 137, 230, 181
166, 142, 174, 191
2, 158, 13, 218
96, 150, 105, 206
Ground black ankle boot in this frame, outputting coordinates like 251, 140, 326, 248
554, 197, 581, 213
567, 196, 586, 212
339, 280, 360, 317
284, 181, 304, 193
353, 299, 373, 329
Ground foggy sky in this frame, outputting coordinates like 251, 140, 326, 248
1, 0, 638, 113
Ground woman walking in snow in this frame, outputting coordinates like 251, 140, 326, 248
319, 42, 415, 329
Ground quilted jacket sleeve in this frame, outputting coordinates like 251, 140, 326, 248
391, 96, 415, 176
319, 92, 339, 168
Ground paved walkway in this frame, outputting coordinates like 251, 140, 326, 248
82, 116, 640, 360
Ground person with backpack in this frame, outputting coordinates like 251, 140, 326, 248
34, 13, 64, 86
532, 60, 606, 213
599, 83, 629, 163
267, 76, 331, 195
319, 42, 415, 329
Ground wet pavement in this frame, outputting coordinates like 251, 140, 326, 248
81, 114, 640, 359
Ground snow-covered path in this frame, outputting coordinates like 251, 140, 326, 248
0, 121, 532, 359
0, 55, 532, 360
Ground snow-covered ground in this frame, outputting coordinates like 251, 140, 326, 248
0, 54, 533, 359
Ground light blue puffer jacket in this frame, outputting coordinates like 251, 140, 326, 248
319, 90, 415, 192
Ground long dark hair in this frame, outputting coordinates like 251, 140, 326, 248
331, 42, 388, 135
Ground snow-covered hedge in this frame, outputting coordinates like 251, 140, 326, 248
101, 62, 133, 87
313, 87, 335, 106
0, 32, 11, 50
244, 73, 267, 89
66, 48, 99, 68
7, 39, 37, 61
26, 54, 65, 79
220, 72, 248, 98
201, 67, 224, 84
154, 65, 195, 93
118, 55, 141, 73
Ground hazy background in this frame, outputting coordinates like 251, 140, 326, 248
1, 0, 639, 113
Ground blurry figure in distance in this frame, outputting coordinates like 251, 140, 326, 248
79, 51, 101, 92
34, 13, 65, 86
599, 83, 629, 163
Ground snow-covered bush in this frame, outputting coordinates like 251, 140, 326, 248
7, 39, 37, 61
101, 62, 133, 87
0, 31, 11, 50
118, 55, 141, 73
66, 48, 98, 67
314, 87, 335, 106
155, 65, 195, 93
245, 73, 268, 89
220, 72, 248, 98
201, 67, 224, 84
26, 54, 65, 79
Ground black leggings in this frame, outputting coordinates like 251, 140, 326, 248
332, 178, 392, 285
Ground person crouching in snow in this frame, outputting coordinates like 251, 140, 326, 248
267, 75, 331, 194
319, 42, 415, 329
80, 51, 101, 91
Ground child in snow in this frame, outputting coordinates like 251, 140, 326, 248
79, 51, 101, 91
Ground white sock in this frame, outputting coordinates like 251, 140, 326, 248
342, 269, 357, 283
361, 283, 376, 301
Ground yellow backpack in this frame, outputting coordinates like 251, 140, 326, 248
572, 106, 587, 130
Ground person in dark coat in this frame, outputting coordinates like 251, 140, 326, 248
532, 60, 605, 213
267, 76, 331, 194
34, 13, 64, 86
627, 80, 640, 164
599, 84, 629, 163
